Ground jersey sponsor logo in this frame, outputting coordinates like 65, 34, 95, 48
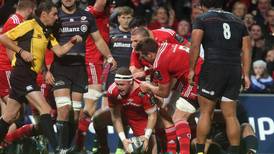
201, 88, 215, 96
80, 25, 88, 33
60, 27, 80, 33
113, 42, 131, 48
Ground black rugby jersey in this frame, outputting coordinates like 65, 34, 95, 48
54, 8, 97, 65
109, 28, 132, 68
193, 9, 249, 65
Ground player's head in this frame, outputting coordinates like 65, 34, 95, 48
135, 38, 158, 64
115, 67, 134, 96
61, 0, 77, 10
35, 0, 58, 26
128, 17, 148, 30
17, 0, 36, 19
117, 6, 134, 30
200, 0, 225, 9
131, 27, 150, 49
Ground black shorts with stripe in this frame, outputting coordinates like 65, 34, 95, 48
51, 62, 88, 93
9, 67, 40, 103
198, 63, 242, 101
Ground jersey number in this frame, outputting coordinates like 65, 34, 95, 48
223, 23, 231, 39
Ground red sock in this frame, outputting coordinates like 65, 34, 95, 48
76, 118, 91, 148
175, 121, 191, 154
5, 124, 34, 143
165, 126, 177, 154
78, 117, 91, 132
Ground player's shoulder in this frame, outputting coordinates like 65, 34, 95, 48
107, 83, 119, 96
7, 14, 22, 25
153, 28, 176, 36
110, 27, 122, 36
77, 8, 94, 18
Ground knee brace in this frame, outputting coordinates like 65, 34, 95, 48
72, 101, 83, 111
83, 88, 103, 101
176, 97, 196, 113
55, 97, 71, 108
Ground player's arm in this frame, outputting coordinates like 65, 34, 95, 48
109, 104, 124, 138
91, 31, 117, 69
109, 103, 132, 152
242, 35, 252, 90
145, 109, 157, 138
0, 34, 22, 57
143, 111, 157, 151
140, 82, 171, 98
0, 34, 35, 63
189, 29, 203, 84
141, 97, 157, 151
94, 0, 106, 12
6, 48, 14, 62
51, 35, 82, 57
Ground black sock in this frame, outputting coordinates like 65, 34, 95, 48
56, 120, 70, 149
244, 135, 258, 151
39, 114, 57, 151
227, 145, 240, 154
196, 144, 205, 153
94, 126, 109, 153
68, 120, 77, 146
0, 118, 10, 141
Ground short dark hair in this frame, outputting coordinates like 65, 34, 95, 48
116, 67, 132, 76
135, 38, 158, 56
128, 17, 148, 29
131, 27, 150, 37
17, 0, 36, 11
35, 0, 56, 17
117, 6, 134, 16
200, 0, 225, 9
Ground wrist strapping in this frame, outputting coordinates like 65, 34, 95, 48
144, 128, 152, 139
118, 132, 126, 141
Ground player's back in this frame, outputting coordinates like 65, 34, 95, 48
195, 10, 248, 65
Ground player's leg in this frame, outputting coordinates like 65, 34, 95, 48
25, 91, 57, 151
0, 98, 21, 141
221, 65, 242, 154
54, 88, 72, 150
173, 83, 198, 154
195, 96, 216, 153
70, 91, 83, 146
240, 123, 258, 154
220, 100, 240, 154
93, 108, 112, 154
158, 94, 177, 154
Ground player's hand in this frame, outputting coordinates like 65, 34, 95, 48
122, 138, 133, 153
140, 82, 151, 93
188, 70, 195, 86
140, 136, 149, 152
20, 50, 33, 62
107, 56, 117, 71
45, 71, 55, 85
70, 35, 82, 44
243, 75, 250, 90
132, 71, 146, 79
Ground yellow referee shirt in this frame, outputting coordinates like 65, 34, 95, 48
5, 19, 58, 73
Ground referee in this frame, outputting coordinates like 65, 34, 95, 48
0, 1, 82, 152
